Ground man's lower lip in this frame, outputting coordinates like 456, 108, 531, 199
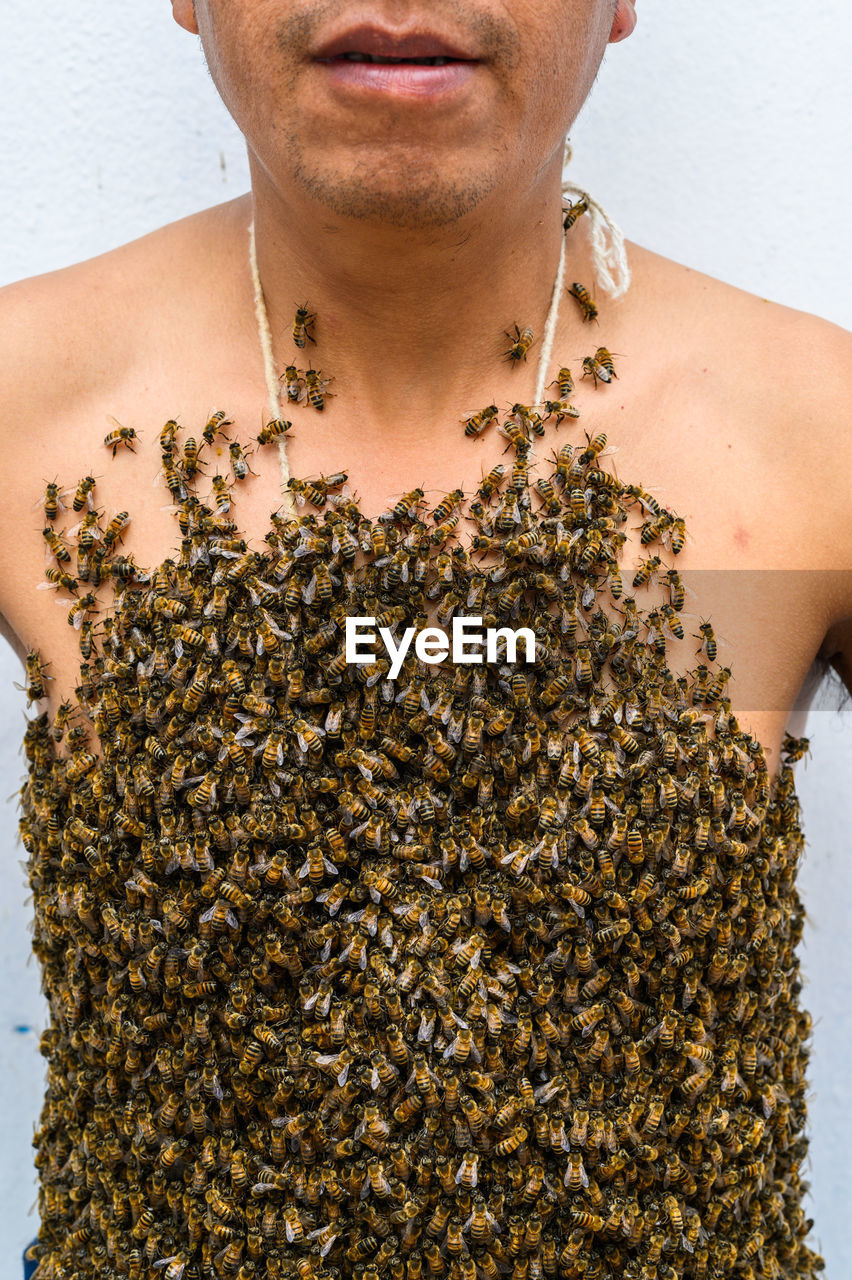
316, 60, 476, 96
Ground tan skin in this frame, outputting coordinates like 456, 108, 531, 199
0, 0, 850, 789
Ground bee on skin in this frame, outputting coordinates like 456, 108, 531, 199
104, 417, 138, 455
201, 408, 232, 445
280, 365, 304, 402
293, 302, 317, 349
257, 418, 293, 446
581, 348, 617, 387
229, 441, 256, 481
41, 479, 66, 521
504, 324, 535, 364
301, 368, 334, 412
42, 526, 72, 563
463, 405, 499, 438
562, 197, 588, 231
569, 282, 598, 323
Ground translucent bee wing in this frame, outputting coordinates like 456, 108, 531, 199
300, 573, 317, 605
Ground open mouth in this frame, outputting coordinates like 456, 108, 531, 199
313, 26, 479, 93
331, 53, 461, 65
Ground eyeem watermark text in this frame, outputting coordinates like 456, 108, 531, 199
345, 616, 536, 680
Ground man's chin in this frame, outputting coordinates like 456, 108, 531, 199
290, 166, 497, 230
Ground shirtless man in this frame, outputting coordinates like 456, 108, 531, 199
0, 0, 850, 781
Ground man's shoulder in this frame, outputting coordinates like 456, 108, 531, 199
616, 244, 849, 499
0, 256, 128, 421
0, 198, 247, 428
628, 244, 852, 635
627, 242, 850, 381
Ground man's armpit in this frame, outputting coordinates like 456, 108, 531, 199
819, 617, 852, 698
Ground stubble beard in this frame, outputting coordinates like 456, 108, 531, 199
287, 136, 500, 230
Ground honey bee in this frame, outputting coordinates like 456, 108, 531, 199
41, 526, 72, 564
569, 282, 598, 323
656, 514, 684, 554
644, 1095, 665, 1136
103, 510, 131, 550
463, 404, 499, 438
104, 417, 138, 455
280, 365, 303, 403
504, 324, 535, 364
550, 367, 575, 401
560, 197, 588, 232
705, 665, 731, 705
40, 565, 77, 595
20, 650, 51, 703
431, 488, 465, 524
68, 474, 98, 513
228, 441, 256, 481
293, 302, 317, 349
41, 479, 66, 521
474, 464, 505, 503
696, 620, 717, 662
581, 349, 617, 387
257, 418, 293, 446
176, 436, 203, 480
454, 1152, 479, 1190
200, 409, 231, 445
67, 592, 97, 628
288, 476, 328, 508
300, 368, 334, 412
565, 1151, 589, 1190
298, 843, 339, 885
541, 399, 580, 429
595, 346, 617, 376
631, 556, 661, 589
493, 1123, 528, 1157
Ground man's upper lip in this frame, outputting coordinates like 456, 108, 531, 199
313, 25, 477, 61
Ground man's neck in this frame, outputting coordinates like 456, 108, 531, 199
247, 154, 594, 428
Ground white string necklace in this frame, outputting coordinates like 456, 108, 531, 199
250, 149, 629, 518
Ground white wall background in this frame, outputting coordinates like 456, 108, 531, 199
1, 0, 850, 1273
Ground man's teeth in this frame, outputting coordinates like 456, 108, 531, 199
337, 53, 454, 65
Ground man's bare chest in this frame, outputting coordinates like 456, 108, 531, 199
2, 368, 830, 780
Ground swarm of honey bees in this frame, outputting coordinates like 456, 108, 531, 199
20, 257, 824, 1280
